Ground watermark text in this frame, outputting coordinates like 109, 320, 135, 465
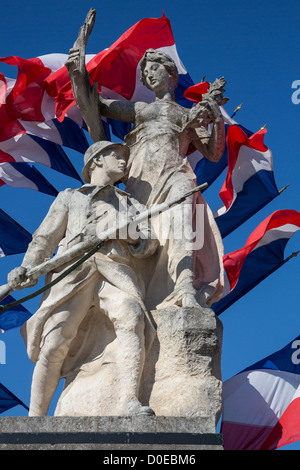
291, 80, 300, 104
94, 199, 205, 251
0, 339, 6, 364
291, 340, 300, 365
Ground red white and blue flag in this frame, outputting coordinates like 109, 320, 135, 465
0, 15, 297, 303
212, 210, 300, 315
214, 125, 280, 238
0, 210, 33, 333
45, 13, 194, 140
0, 54, 86, 132
0, 15, 195, 190
0, 55, 88, 189
0, 132, 82, 182
221, 335, 300, 450
0, 161, 58, 196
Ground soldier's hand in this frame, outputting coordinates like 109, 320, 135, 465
7, 266, 37, 290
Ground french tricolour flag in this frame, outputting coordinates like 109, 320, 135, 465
45, 13, 194, 140
0, 15, 194, 187
0, 209, 33, 333
214, 125, 280, 238
0, 132, 82, 182
0, 54, 85, 129
212, 210, 300, 315
0, 56, 88, 146
0, 161, 58, 196
221, 335, 300, 450
0, 56, 88, 187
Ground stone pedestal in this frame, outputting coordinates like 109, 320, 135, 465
140, 307, 223, 424
55, 306, 223, 429
0, 416, 223, 450
1, 308, 223, 451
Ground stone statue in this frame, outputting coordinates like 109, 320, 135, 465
66, 9, 225, 312
8, 141, 158, 417
5, 9, 225, 422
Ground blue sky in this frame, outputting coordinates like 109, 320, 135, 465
0, 0, 299, 449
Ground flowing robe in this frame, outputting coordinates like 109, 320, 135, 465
124, 100, 224, 308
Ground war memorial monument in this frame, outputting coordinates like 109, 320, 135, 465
0, 9, 226, 450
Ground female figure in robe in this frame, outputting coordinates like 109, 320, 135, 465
66, 12, 225, 309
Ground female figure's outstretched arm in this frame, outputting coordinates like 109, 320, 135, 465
65, 8, 106, 143
65, 8, 145, 141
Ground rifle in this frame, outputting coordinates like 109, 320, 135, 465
0, 182, 208, 313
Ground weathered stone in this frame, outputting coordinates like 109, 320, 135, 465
142, 307, 223, 424
11, 142, 158, 418
0, 416, 223, 450
6, 9, 226, 423
55, 306, 223, 428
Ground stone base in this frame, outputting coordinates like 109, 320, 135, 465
55, 306, 223, 426
0, 416, 223, 450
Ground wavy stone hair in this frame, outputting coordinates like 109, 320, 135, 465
139, 49, 179, 90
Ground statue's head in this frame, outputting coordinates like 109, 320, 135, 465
139, 49, 179, 94
82, 141, 129, 183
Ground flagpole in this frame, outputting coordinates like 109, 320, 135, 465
279, 184, 290, 194
231, 102, 243, 118
285, 250, 300, 261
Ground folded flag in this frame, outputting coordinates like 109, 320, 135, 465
221, 335, 300, 450
18, 116, 89, 156
214, 125, 279, 237
0, 208, 31, 257
212, 209, 300, 315
0, 382, 29, 413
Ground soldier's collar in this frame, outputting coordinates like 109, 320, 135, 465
77, 183, 131, 197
